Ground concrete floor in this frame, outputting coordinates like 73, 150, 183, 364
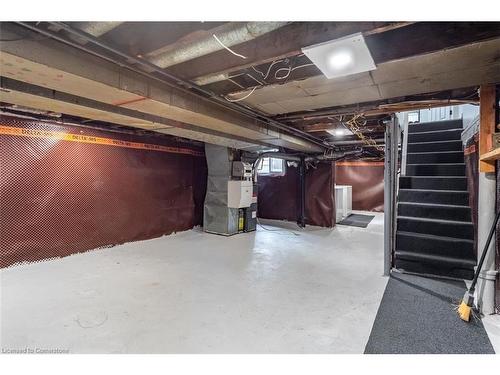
483, 314, 500, 353
0, 212, 387, 353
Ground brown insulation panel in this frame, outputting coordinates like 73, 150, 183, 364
0, 115, 207, 268
335, 161, 385, 212
257, 161, 335, 227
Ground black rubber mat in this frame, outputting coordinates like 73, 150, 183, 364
364, 273, 495, 354
337, 213, 375, 228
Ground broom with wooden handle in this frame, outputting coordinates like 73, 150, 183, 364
458, 209, 500, 322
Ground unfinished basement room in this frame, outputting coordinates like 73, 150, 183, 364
1, 4, 500, 368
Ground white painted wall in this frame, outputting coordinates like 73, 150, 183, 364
397, 104, 480, 129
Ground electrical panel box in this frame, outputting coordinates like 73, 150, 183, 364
232, 161, 253, 179
227, 180, 253, 208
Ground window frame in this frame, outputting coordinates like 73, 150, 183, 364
257, 157, 286, 176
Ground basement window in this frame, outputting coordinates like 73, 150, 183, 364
408, 111, 420, 123
257, 157, 285, 175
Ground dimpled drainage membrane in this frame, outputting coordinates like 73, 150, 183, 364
0, 114, 207, 268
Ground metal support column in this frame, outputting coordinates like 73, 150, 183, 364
384, 115, 399, 276
298, 156, 306, 228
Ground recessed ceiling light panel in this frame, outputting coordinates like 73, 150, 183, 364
302, 33, 376, 79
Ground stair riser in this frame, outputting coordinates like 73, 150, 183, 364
399, 176, 467, 191
397, 218, 473, 239
397, 203, 472, 222
408, 129, 462, 143
407, 152, 464, 164
408, 141, 462, 153
394, 258, 474, 280
408, 120, 462, 133
396, 232, 474, 259
406, 164, 465, 176
399, 190, 469, 205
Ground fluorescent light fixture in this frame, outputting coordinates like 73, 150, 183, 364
302, 33, 376, 79
326, 128, 352, 137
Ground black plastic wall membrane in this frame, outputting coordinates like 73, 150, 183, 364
257, 162, 335, 227
335, 161, 385, 212
0, 115, 207, 268
496, 159, 500, 314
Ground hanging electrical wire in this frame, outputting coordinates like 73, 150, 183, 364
252, 59, 284, 80
212, 34, 247, 59
224, 86, 258, 102
274, 63, 315, 80
343, 114, 385, 152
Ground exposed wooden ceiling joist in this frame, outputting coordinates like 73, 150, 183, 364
276, 88, 479, 122
211, 22, 500, 96
233, 38, 500, 115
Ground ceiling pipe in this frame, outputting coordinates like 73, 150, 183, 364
74, 22, 123, 37
328, 138, 385, 146
56, 22, 124, 45
15, 22, 328, 151
147, 22, 288, 68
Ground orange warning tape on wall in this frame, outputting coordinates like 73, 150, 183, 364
0, 125, 204, 157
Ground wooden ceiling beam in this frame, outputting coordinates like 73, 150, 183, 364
275, 88, 480, 123
214, 22, 500, 96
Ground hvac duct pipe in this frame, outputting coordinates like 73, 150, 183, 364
147, 22, 288, 68
74, 22, 123, 37
17, 22, 327, 150
255, 150, 362, 164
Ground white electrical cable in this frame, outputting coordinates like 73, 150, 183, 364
256, 217, 300, 236
252, 59, 284, 80
224, 86, 257, 102
212, 34, 247, 59
274, 63, 315, 80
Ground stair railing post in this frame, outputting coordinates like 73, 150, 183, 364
384, 118, 393, 276
384, 115, 400, 277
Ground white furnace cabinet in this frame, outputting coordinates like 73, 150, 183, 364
227, 180, 253, 208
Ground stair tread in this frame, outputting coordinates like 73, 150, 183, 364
406, 163, 465, 166
397, 201, 471, 209
397, 215, 473, 225
408, 128, 462, 135
399, 188, 468, 193
400, 176, 466, 179
407, 151, 463, 155
408, 140, 462, 145
408, 120, 461, 128
396, 230, 474, 244
395, 250, 476, 266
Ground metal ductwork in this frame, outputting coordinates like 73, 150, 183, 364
55, 22, 124, 45
147, 22, 288, 68
74, 22, 123, 37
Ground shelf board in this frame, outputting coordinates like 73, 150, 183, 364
480, 147, 500, 162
